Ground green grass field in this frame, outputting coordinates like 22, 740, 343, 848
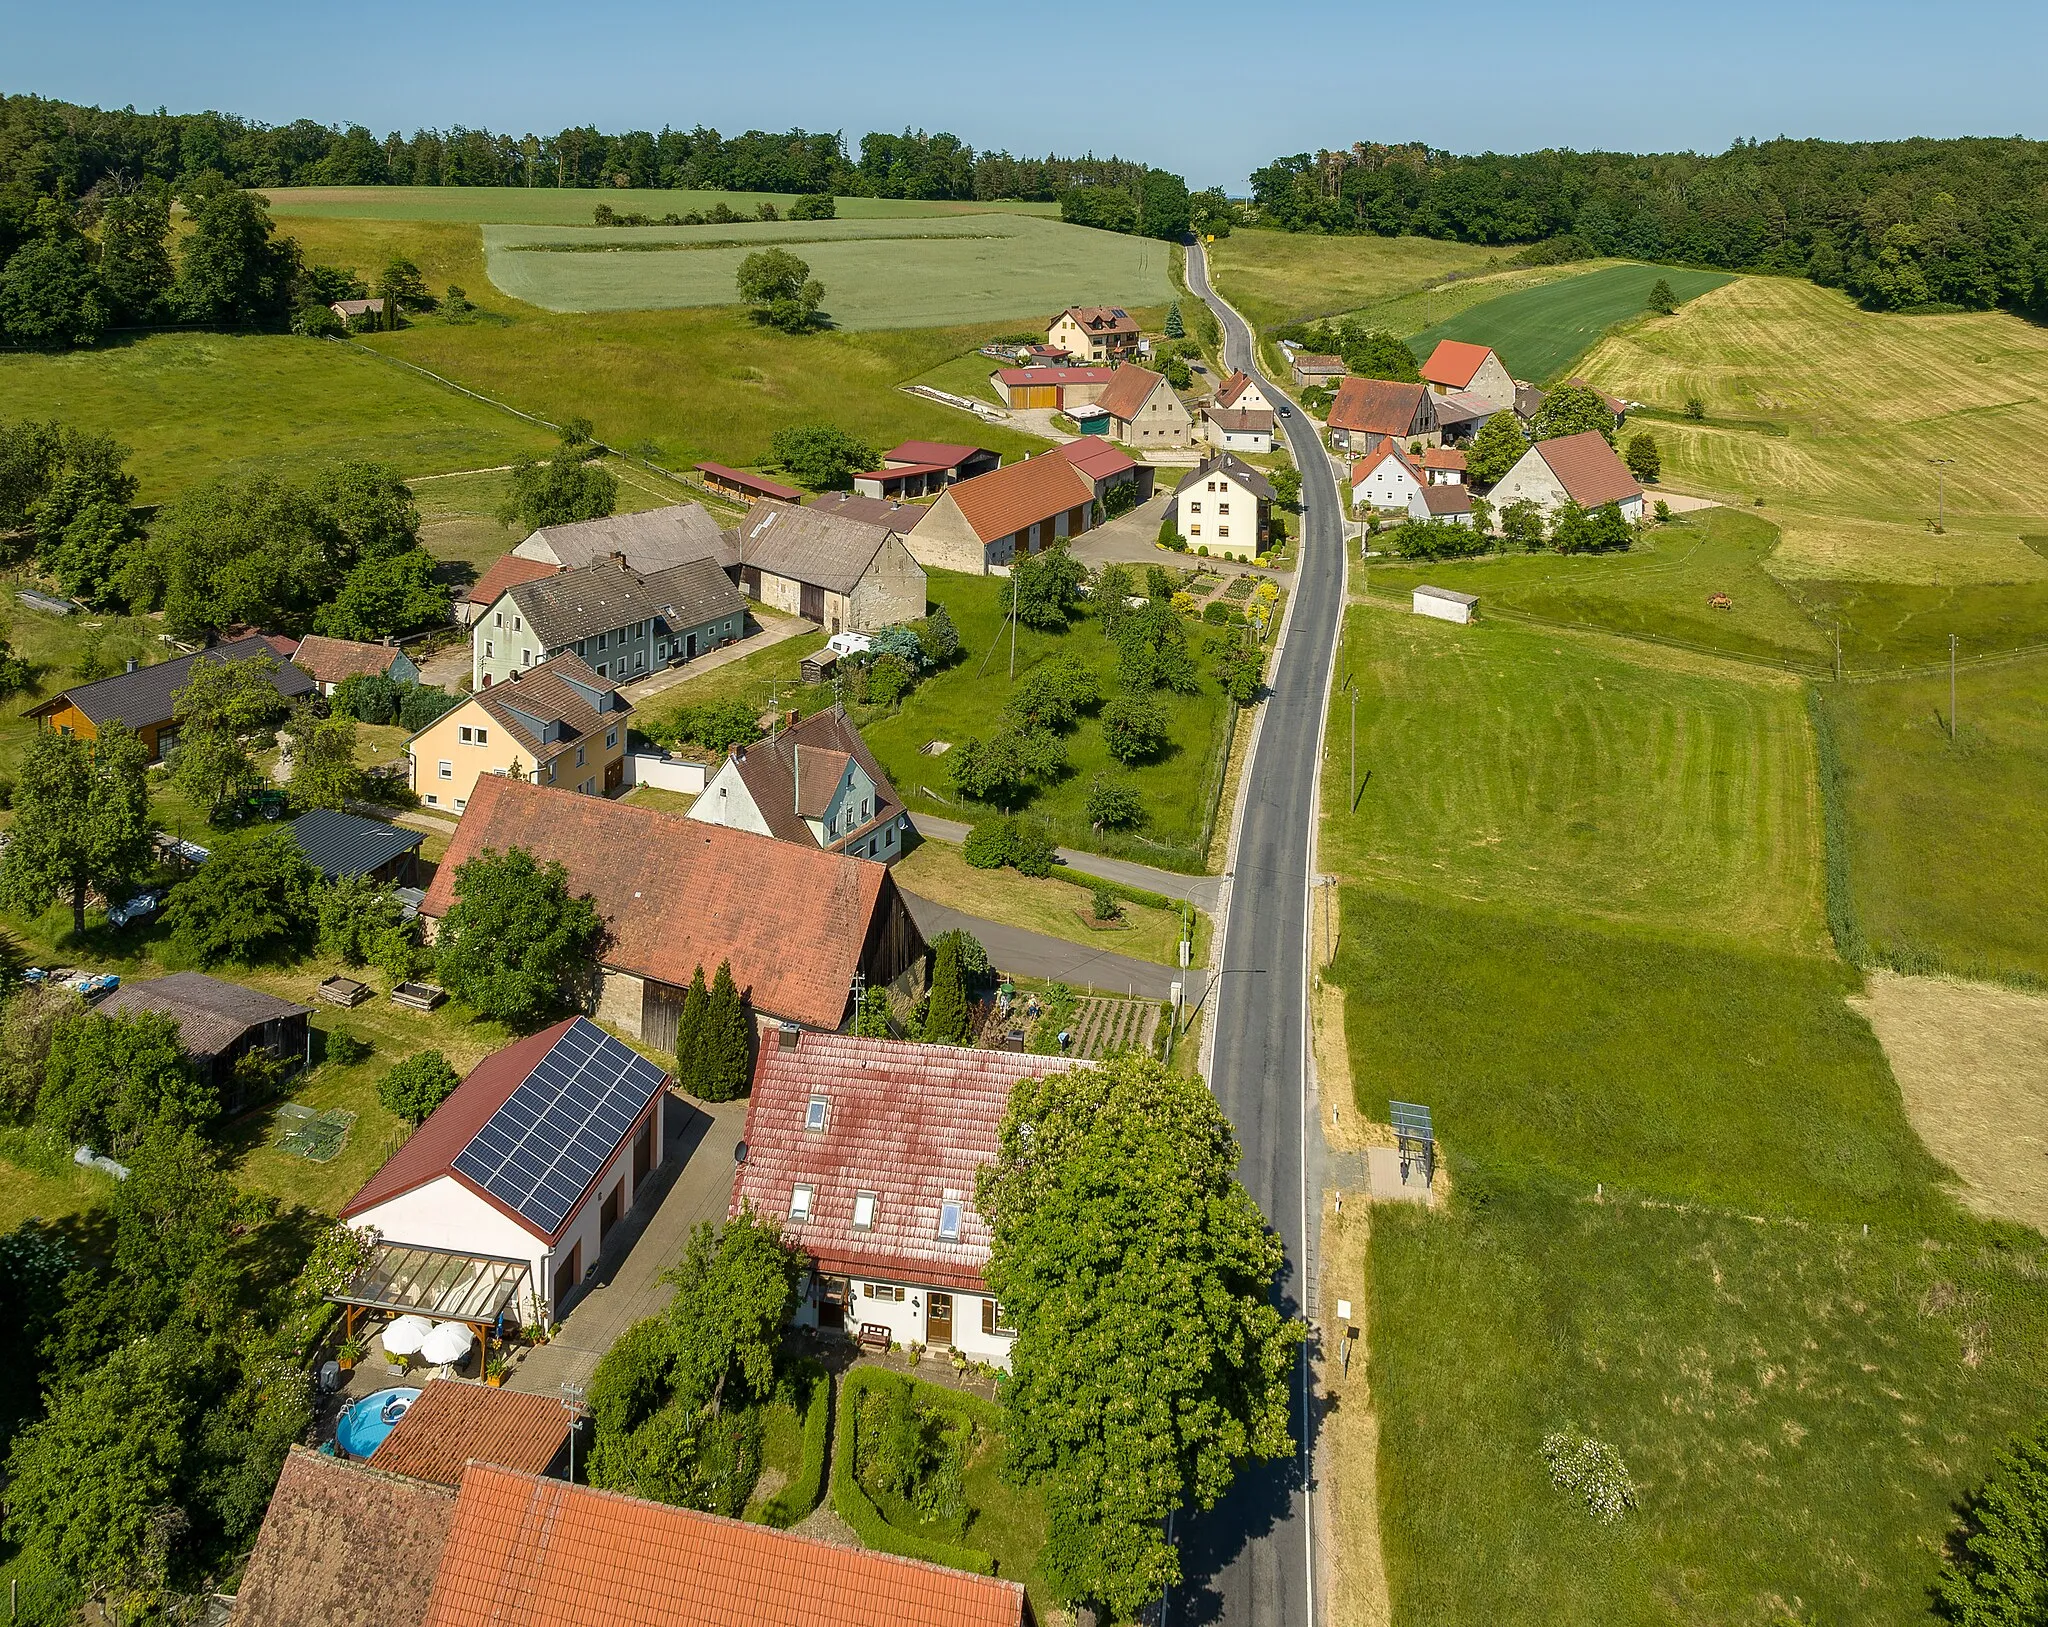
1403, 262, 1735, 385
1205, 228, 1510, 330
261, 186, 1060, 223
1322, 605, 1824, 951
480, 214, 1175, 328
1818, 657, 2048, 983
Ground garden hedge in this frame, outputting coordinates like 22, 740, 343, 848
751, 1359, 830, 1528
829, 1366, 996, 1575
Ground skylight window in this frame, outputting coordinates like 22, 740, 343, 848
805, 1097, 828, 1132
939, 1202, 962, 1241
789, 1184, 814, 1222
852, 1191, 877, 1231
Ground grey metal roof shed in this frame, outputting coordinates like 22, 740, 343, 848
287, 808, 427, 884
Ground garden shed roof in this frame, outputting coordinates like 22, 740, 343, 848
97, 972, 310, 1059
369, 1379, 571, 1489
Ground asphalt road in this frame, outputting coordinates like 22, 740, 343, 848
1173, 243, 1343, 1627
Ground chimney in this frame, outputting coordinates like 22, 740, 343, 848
777, 1022, 800, 1051
609, 550, 627, 569
125, 658, 138, 674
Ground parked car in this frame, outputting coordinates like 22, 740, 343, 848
108, 889, 164, 928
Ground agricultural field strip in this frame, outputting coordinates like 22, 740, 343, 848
261, 185, 1060, 222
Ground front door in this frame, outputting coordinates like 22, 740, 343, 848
819, 1277, 848, 1330
686, 632, 697, 659
553, 1243, 581, 1314
600, 1182, 621, 1241
926, 1292, 953, 1347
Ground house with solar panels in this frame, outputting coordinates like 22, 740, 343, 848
340, 1017, 671, 1323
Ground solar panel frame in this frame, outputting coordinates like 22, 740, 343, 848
451, 1018, 668, 1236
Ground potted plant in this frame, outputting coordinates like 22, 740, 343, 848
485, 1356, 507, 1388
337, 1336, 365, 1371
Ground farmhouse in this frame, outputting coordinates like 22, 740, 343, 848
991, 365, 1117, 409
1046, 437, 1155, 505
1214, 370, 1274, 415
733, 1031, 1076, 1368
1291, 352, 1345, 388
692, 462, 803, 507
1421, 340, 1516, 413
340, 1017, 670, 1322
851, 441, 999, 499
421, 777, 926, 1045
1205, 406, 1275, 455
411, 654, 632, 811
25, 635, 315, 762
1413, 585, 1478, 625
329, 297, 386, 327
511, 504, 737, 577
1326, 377, 1439, 453
1048, 304, 1141, 363
1351, 445, 1425, 511
1421, 446, 1468, 485
99, 973, 312, 1115
453, 553, 556, 628
286, 808, 425, 886
1409, 484, 1475, 526
290, 634, 422, 697
1490, 430, 1645, 522
688, 705, 910, 861
906, 454, 1095, 574
1172, 453, 1273, 558
472, 555, 745, 688
733, 502, 927, 632
1096, 364, 1195, 447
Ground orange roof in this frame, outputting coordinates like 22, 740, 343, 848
1047, 439, 1138, 483
1533, 431, 1643, 508
1350, 445, 1420, 486
1421, 340, 1496, 389
1096, 364, 1167, 423
1327, 377, 1431, 438
932, 456, 1093, 545
1420, 446, 1467, 470
994, 366, 1117, 387
1214, 370, 1259, 409
290, 634, 407, 687
422, 1462, 1026, 1627
369, 1381, 572, 1489
468, 553, 559, 607
419, 777, 902, 1030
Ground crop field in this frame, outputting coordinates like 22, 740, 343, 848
1321, 606, 1824, 951
1402, 262, 1734, 384
261, 186, 1059, 223
1330, 261, 1614, 340
1205, 228, 1511, 330
1577, 277, 2048, 591
0, 333, 553, 500
1818, 656, 2048, 982
477, 214, 1175, 328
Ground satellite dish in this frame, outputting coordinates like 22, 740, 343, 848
734, 1139, 748, 1165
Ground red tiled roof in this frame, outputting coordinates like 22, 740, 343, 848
1046, 439, 1138, 482
1534, 431, 1643, 508
1096, 364, 1166, 423
929, 456, 1093, 546
696, 462, 804, 502
369, 1380, 572, 1489
1327, 377, 1431, 437
1291, 353, 1344, 372
1421, 446, 1467, 470
422, 1462, 1025, 1627
419, 777, 896, 1030
262, 634, 301, 660
1421, 339, 1496, 389
883, 441, 986, 470
293, 634, 408, 687
793, 745, 851, 819
1214, 370, 1259, 409
1350, 445, 1420, 486
468, 553, 560, 608
1055, 305, 1139, 336
732, 1033, 1075, 1292
994, 366, 1118, 387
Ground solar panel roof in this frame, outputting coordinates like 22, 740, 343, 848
450, 1017, 666, 1237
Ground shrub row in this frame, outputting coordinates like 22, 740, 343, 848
829, 1367, 995, 1575
751, 1359, 831, 1529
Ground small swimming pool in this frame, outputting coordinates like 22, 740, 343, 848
335, 1386, 421, 1459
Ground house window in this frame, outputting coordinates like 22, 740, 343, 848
635, 652, 646, 672
861, 797, 870, 820
852, 1191, 877, 1231
981, 1298, 1017, 1336
576, 746, 586, 768
1218, 503, 1230, 515
863, 1282, 905, 1303
1207, 480, 1218, 491
805, 1096, 828, 1132
1190, 524, 1202, 536
1219, 527, 1231, 538
790, 1184, 814, 1222
1189, 501, 1201, 513
438, 761, 452, 780
606, 728, 619, 750
597, 631, 608, 650
512, 617, 521, 632
939, 1201, 962, 1241
425, 794, 439, 806
458, 725, 489, 745
494, 612, 503, 628
484, 640, 494, 657
595, 663, 607, 678
454, 797, 467, 812
658, 642, 669, 660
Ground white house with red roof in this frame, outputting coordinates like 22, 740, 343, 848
1420, 446, 1468, 486
1213, 370, 1273, 416
1420, 340, 1517, 413
1490, 431, 1645, 523
1352, 444, 1426, 511
340, 1017, 671, 1323
732, 1032, 1077, 1366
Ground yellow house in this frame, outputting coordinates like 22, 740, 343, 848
408, 654, 632, 815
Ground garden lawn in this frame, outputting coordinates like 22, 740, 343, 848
1818, 655, 2048, 983
1403, 262, 1733, 385
0, 606, 167, 781
0, 333, 555, 501
1205, 229, 1510, 330
1360, 508, 1831, 668
1322, 605, 1825, 952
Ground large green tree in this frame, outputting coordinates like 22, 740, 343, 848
289, 713, 363, 811
170, 651, 292, 815
1138, 169, 1192, 240
1465, 410, 1529, 484
37, 1008, 213, 1156
128, 474, 339, 637
769, 423, 877, 490
308, 460, 421, 567
979, 1054, 1302, 1617
0, 722, 154, 935
695, 960, 752, 1101
95, 189, 175, 323
1532, 382, 1618, 445
1936, 1416, 2048, 1624
0, 204, 106, 347
434, 846, 604, 1025
313, 547, 447, 639
923, 935, 971, 1044
664, 1211, 805, 1414
497, 450, 617, 533
1012, 543, 1086, 631
175, 185, 298, 327
735, 248, 825, 332
162, 827, 318, 966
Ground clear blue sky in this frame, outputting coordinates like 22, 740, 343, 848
11, 0, 2046, 191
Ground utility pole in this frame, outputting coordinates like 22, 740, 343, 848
1833, 621, 1841, 682
1929, 457, 1952, 531
1349, 686, 1357, 812
1950, 633, 1959, 742
1009, 565, 1018, 681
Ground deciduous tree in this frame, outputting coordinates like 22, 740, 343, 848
1012, 543, 1086, 631
313, 547, 447, 639
1005, 655, 1100, 732
664, 1211, 805, 1414
1532, 382, 1617, 445
1624, 432, 1661, 482
1499, 497, 1546, 552
1102, 692, 1169, 763
289, 713, 363, 810
435, 846, 604, 1025
1466, 410, 1528, 485
735, 248, 825, 332
175, 186, 298, 327
170, 651, 291, 815
95, 189, 175, 323
37, 1008, 212, 1155
377, 1051, 460, 1124
1085, 772, 1144, 830
497, 453, 617, 532
162, 826, 318, 966
0, 722, 153, 935
769, 423, 876, 490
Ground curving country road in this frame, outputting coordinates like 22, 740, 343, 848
1174, 244, 1345, 1626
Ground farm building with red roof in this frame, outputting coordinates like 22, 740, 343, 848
905, 454, 1096, 574
1326, 377, 1440, 454
1046, 436, 1155, 504
1420, 340, 1516, 412
1489, 431, 1645, 522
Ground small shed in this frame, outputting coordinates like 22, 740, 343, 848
288, 808, 427, 886
800, 647, 840, 683
1068, 402, 1111, 436
97, 972, 313, 1113
1412, 585, 1478, 626
695, 462, 803, 507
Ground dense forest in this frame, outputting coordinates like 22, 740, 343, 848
0, 94, 1153, 203
1250, 137, 2048, 315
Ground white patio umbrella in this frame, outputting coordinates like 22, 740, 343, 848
381, 1314, 434, 1357
420, 1320, 475, 1367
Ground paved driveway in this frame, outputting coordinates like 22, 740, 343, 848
1074, 492, 1290, 583
899, 890, 1200, 1004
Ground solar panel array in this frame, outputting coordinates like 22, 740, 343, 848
451, 1017, 667, 1236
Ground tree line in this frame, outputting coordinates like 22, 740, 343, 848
1250, 135, 2048, 315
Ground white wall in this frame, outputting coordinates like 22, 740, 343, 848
627, 753, 709, 794
688, 759, 774, 836
1414, 592, 1474, 625
1354, 459, 1423, 511
794, 1273, 1016, 1369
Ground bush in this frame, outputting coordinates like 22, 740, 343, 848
829, 1368, 995, 1575
322, 1027, 371, 1068
377, 1050, 459, 1124
1935, 1416, 2048, 1622
331, 671, 399, 725
1102, 692, 1169, 764
962, 820, 1013, 870
1090, 883, 1122, 922
789, 194, 837, 221
751, 1360, 831, 1527
1541, 1428, 1638, 1524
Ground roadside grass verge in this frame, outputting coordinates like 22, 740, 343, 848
1205, 229, 1510, 330
1816, 655, 2048, 983
1321, 604, 1824, 951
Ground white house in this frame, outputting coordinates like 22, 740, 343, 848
1213, 370, 1274, 416
1420, 340, 1517, 414
1420, 447, 1468, 486
1204, 407, 1275, 455
340, 1017, 670, 1324
688, 705, 911, 863
1352, 445, 1425, 511
1413, 585, 1478, 625
1489, 431, 1645, 523
1172, 453, 1274, 559
1408, 484, 1475, 526
731, 1031, 1079, 1369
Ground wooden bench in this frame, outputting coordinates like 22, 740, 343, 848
858, 1323, 892, 1354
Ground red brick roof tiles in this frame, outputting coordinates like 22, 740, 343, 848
934, 456, 1094, 546
369, 1380, 572, 1489
732, 1032, 1075, 1292
423, 1462, 1025, 1627
1095, 364, 1167, 423
468, 553, 561, 609
1350, 445, 1421, 486
1046, 438, 1138, 483
1327, 377, 1432, 438
1421, 339, 1496, 389
1534, 430, 1643, 509
1421, 446, 1467, 470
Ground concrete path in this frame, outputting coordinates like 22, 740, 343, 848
620, 611, 816, 705
911, 813, 1222, 912
898, 889, 1201, 1004
1072, 492, 1291, 583
509, 1090, 750, 1395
